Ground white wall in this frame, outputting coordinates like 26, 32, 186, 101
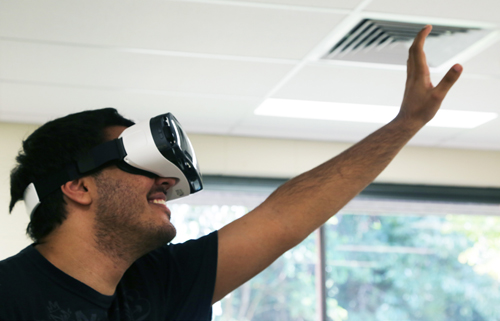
191, 134, 500, 187
2, 121, 500, 260
1, 122, 37, 259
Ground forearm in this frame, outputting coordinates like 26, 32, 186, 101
262, 117, 423, 246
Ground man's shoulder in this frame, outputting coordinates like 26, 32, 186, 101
0, 246, 37, 302
0, 246, 112, 320
0, 245, 34, 273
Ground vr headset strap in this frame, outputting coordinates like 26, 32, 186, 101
77, 138, 126, 174
32, 139, 127, 200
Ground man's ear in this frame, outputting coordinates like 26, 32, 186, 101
60, 178, 93, 206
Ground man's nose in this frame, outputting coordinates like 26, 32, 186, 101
155, 177, 178, 188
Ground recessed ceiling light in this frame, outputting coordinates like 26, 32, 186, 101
255, 99, 497, 129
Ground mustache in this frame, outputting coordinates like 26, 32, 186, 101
147, 186, 168, 199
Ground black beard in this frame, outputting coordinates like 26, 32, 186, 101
92, 175, 176, 263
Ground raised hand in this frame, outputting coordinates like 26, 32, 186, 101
397, 25, 463, 127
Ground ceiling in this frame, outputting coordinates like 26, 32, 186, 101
1, 0, 500, 150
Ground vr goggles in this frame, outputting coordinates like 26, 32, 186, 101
24, 113, 203, 217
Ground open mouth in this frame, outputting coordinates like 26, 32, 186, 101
148, 198, 171, 219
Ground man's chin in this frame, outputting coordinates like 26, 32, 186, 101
147, 226, 177, 249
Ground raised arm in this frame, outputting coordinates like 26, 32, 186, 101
212, 25, 463, 303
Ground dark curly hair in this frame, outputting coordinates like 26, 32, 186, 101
9, 108, 135, 243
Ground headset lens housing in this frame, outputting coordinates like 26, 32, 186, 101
152, 113, 203, 193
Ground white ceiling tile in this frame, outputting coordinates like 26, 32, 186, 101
0, 41, 294, 96
245, 0, 364, 10
233, 113, 391, 142
0, 0, 345, 59
272, 63, 500, 114
273, 64, 407, 106
0, 83, 260, 131
233, 112, 468, 148
462, 40, 500, 76
437, 118, 500, 150
365, 0, 500, 23
430, 73, 500, 113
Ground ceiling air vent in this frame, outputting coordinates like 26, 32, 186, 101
322, 19, 492, 68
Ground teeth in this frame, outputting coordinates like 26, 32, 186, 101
151, 199, 166, 205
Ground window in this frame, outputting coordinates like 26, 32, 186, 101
170, 177, 317, 321
324, 199, 500, 321
170, 176, 500, 321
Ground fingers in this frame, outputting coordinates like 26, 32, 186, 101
408, 25, 432, 78
412, 25, 432, 51
433, 64, 463, 100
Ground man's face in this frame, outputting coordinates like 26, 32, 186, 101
91, 126, 178, 259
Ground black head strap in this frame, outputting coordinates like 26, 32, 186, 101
32, 139, 127, 200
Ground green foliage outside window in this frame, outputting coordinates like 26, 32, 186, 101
325, 214, 500, 321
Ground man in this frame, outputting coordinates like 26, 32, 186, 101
1, 26, 462, 320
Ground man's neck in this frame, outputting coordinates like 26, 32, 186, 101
35, 234, 134, 296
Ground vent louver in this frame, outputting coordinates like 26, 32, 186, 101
323, 19, 491, 68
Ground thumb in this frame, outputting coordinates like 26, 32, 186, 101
433, 64, 463, 100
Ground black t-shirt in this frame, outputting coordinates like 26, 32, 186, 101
0, 231, 218, 321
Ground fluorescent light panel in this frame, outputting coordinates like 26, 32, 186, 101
255, 99, 498, 129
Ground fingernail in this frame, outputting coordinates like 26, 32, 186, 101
453, 64, 463, 72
